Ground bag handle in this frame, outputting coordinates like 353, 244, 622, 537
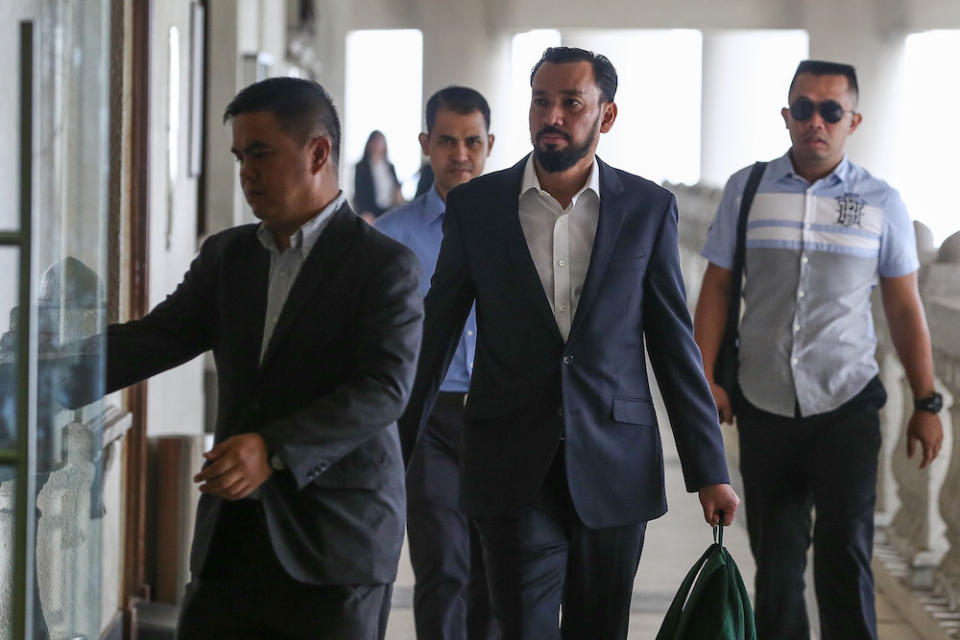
713, 510, 724, 547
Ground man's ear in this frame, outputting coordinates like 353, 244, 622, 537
848, 112, 863, 134
419, 132, 430, 157
486, 133, 495, 156
309, 136, 332, 173
600, 102, 618, 133
781, 107, 791, 129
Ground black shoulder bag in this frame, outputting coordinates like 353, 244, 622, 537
713, 161, 767, 413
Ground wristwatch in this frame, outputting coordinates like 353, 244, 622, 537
914, 392, 943, 414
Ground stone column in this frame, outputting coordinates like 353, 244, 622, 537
926, 232, 960, 606
889, 230, 958, 587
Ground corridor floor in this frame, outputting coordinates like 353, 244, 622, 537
385, 394, 925, 640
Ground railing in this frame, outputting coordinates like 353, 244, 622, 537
668, 180, 960, 635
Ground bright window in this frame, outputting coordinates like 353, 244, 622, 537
504, 29, 562, 166
899, 30, 960, 245
344, 29, 423, 198
699, 30, 809, 187
564, 29, 703, 185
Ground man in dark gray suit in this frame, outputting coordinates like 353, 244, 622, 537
65, 78, 423, 639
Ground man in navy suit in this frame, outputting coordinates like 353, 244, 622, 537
400, 47, 740, 639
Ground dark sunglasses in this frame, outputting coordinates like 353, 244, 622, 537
788, 96, 854, 124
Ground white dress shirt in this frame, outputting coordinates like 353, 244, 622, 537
370, 159, 395, 210
257, 192, 346, 362
518, 154, 601, 342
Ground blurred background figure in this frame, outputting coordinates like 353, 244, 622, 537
354, 130, 403, 224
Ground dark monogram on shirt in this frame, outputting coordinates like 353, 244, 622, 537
835, 192, 866, 227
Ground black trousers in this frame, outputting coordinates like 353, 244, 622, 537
177, 500, 392, 640
472, 446, 646, 640
406, 391, 497, 640
737, 377, 886, 640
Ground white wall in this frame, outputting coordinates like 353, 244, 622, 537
146, 0, 205, 437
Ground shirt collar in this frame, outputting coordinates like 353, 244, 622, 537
257, 191, 346, 257
520, 152, 601, 205
423, 183, 446, 222
776, 150, 850, 187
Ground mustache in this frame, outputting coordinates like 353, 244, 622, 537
536, 126, 570, 143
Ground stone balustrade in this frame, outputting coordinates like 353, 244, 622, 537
668, 180, 960, 623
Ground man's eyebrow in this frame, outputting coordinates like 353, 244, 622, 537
532, 89, 587, 96
229, 141, 270, 155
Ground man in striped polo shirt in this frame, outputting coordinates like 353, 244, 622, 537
694, 60, 943, 640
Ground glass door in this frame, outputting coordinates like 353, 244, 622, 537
1, 1, 110, 638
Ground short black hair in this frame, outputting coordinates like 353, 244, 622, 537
425, 86, 491, 134
530, 47, 618, 103
223, 77, 342, 167
789, 60, 859, 104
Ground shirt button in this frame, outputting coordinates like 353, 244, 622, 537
792, 358, 799, 365
798, 291, 805, 298
558, 259, 566, 266
559, 305, 567, 312
805, 223, 812, 230
793, 323, 800, 332
467, 330, 474, 336
801, 256, 809, 264
562, 355, 573, 365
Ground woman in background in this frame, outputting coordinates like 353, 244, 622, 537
354, 130, 402, 224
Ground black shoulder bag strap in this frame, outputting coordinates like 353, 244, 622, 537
723, 161, 767, 392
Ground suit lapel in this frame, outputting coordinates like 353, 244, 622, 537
237, 232, 270, 373
259, 204, 358, 369
569, 158, 626, 339
497, 157, 564, 344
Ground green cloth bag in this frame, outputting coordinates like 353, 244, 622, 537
656, 520, 756, 640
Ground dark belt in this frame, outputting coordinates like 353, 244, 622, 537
437, 391, 468, 407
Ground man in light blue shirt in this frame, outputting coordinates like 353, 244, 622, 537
377, 86, 496, 640
695, 61, 943, 640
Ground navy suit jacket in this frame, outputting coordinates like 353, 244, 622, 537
400, 156, 729, 529
66, 204, 423, 585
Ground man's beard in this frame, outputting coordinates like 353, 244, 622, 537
531, 116, 599, 173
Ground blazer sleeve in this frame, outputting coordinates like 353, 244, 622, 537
257, 247, 424, 490
397, 187, 476, 464
54, 237, 218, 408
642, 194, 730, 491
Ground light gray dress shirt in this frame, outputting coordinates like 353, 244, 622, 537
518, 154, 601, 342
702, 154, 919, 416
257, 192, 346, 362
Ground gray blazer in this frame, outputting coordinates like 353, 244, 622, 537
72, 204, 422, 585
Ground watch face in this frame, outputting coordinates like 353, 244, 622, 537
916, 392, 943, 413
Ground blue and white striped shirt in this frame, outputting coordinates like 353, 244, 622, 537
702, 153, 918, 417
